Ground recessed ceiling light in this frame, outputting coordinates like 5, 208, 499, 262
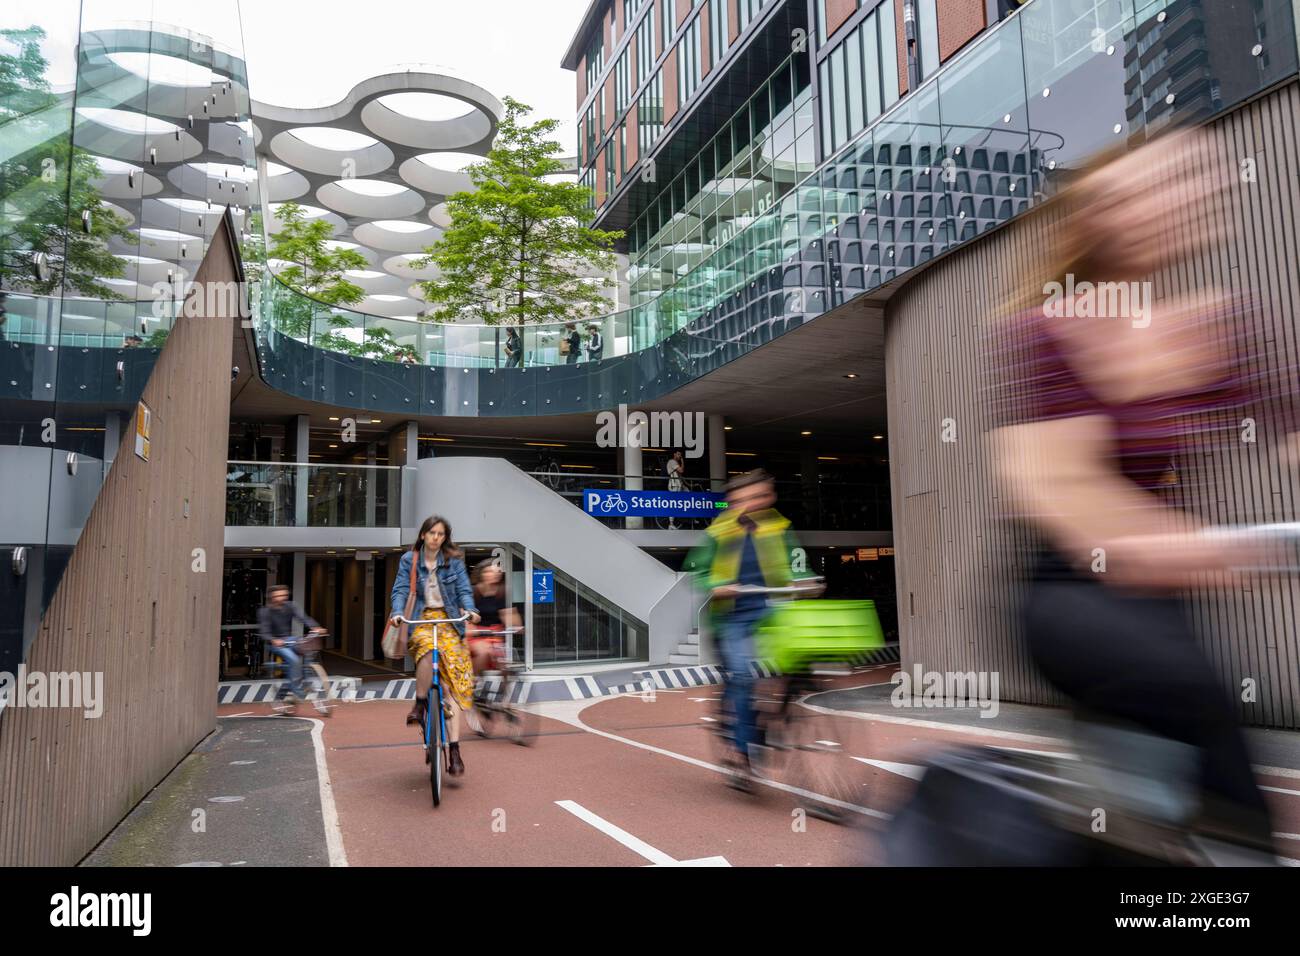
723, 426, 733, 431
873, 434, 885, 440
801, 431, 812, 436
844, 373, 858, 379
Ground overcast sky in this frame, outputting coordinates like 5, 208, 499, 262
240, 0, 591, 152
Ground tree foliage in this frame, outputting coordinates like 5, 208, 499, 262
1, 26, 134, 300
266, 200, 403, 358
414, 96, 622, 326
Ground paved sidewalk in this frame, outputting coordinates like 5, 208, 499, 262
83, 716, 336, 867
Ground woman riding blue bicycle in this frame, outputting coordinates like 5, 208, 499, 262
389, 515, 480, 777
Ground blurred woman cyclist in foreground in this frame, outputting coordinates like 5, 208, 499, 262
988, 129, 1295, 849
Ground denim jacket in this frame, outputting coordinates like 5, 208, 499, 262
390, 549, 478, 637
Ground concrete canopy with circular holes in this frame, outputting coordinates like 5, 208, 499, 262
254, 73, 519, 318
67, 27, 577, 319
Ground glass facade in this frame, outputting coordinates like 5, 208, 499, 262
819, 0, 901, 155
1, 0, 258, 671
630, 54, 814, 308
530, 550, 646, 664
263, 0, 1297, 389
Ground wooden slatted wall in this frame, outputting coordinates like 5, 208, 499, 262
883, 80, 1300, 727
0, 216, 239, 864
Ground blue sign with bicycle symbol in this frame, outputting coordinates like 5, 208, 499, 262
583, 488, 726, 518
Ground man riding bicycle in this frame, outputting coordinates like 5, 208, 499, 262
685, 469, 817, 781
257, 584, 325, 707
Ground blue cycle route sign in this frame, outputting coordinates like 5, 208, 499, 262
582, 488, 726, 519
532, 570, 554, 604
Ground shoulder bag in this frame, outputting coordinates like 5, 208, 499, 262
381, 553, 419, 660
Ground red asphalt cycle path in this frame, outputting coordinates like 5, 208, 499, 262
218, 670, 1300, 867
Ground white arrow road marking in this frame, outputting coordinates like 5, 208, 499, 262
852, 757, 926, 781
555, 800, 730, 866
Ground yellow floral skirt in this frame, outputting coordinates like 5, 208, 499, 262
409, 607, 474, 711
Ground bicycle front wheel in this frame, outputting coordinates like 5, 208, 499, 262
780, 704, 865, 824
428, 691, 443, 808
501, 676, 538, 746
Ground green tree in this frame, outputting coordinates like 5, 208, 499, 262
414, 96, 622, 326
266, 200, 399, 358
1, 26, 133, 300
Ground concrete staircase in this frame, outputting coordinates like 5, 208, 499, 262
668, 628, 701, 665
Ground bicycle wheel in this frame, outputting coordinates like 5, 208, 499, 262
500, 673, 538, 746
428, 689, 443, 808
780, 702, 864, 824
307, 662, 333, 716
471, 676, 497, 737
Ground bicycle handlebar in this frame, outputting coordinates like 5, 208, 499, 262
727, 576, 825, 596
1196, 522, 1300, 570
393, 613, 474, 625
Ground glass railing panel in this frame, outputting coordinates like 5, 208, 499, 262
225, 461, 402, 528
253, 0, 1297, 384
2, 3, 261, 668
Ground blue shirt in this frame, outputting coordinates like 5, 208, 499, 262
734, 526, 767, 617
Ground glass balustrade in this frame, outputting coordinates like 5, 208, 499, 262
257, 0, 1298, 380
225, 461, 402, 528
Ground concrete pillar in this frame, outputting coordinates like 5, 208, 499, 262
292, 551, 307, 638
523, 546, 534, 671
365, 440, 377, 527
293, 413, 309, 527
623, 412, 645, 530
362, 559, 375, 660
389, 420, 419, 529
708, 414, 727, 492
800, 448, 821, 527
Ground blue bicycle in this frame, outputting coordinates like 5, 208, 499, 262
396, 612, 472, 807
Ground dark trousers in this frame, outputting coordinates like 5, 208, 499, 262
1024, 554, 1272, 839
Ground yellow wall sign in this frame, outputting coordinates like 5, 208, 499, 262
134, 401, 151, 461
880, 547, 895, 557
857, 547, 879, 561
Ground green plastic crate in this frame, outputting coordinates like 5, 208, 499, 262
756, 599, 885, 674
